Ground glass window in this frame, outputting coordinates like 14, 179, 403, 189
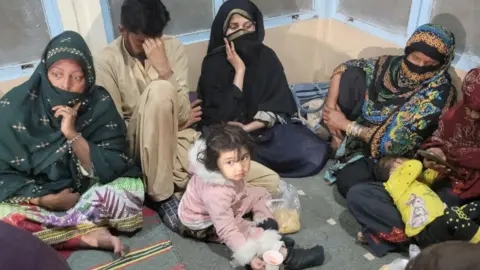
0, 0, 50, 66
338, 0, 412, 35
431, 0, 480, 57
250, 0, 314, 18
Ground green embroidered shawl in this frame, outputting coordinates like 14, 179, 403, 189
0, 31, 140, 202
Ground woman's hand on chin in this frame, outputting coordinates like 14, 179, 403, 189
225, 38, 245, 73
52, 103, 81, 140
30, 188, 80, 212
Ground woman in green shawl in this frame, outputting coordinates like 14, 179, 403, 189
0, 31, 144, 255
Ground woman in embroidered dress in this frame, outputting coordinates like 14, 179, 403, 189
420, 67, 480, 204
0, 31, 144, 255
322, 24, 457, 197
346, 68, 480, 258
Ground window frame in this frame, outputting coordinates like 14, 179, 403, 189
332, 0, 419, 46
332, 0, 480, 71
0, 0, 63, 81
101, 0, 324, 45
425, 0, 480, 71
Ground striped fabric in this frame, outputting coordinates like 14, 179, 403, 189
90, 240, 174, 270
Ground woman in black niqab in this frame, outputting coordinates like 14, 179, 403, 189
197, 0, 329, 178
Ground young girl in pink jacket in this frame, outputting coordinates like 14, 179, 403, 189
178, 125, 324, 270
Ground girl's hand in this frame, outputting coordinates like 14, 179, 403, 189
225, 38, 245, 72
53, 102, 81, 140
250, 256, 265, 270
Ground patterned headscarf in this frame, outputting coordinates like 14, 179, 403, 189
399, 23, 456, 88
462, 68, 480, 111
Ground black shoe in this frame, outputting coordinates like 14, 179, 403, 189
282, 235, 296, 249
148, 196, 180, 233
284, 245, 324, 270
256, 218, 279, 231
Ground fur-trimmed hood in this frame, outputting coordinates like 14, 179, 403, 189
188, 139, 234, 186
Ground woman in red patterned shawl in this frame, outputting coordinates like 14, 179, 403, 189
422, 67, 480, 202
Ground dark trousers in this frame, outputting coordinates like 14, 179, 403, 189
347, 182, 478, 257
336, 157, 376, 198
334, 67, 372, 197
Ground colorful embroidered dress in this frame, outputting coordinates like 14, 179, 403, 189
326, 24, 457, 184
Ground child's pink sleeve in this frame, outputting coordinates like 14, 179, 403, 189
203, 189, 256, 265
245, 187, 275, 223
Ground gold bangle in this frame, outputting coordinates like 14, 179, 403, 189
346, 122, 355, 136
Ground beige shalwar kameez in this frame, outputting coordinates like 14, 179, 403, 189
94, 36, 279, 201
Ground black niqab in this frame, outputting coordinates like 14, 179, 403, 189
198, 0, 297, 128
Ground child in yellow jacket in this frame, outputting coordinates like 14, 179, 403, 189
375, 157, 480, 247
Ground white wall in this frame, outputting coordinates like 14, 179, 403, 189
57, 0, 109, 54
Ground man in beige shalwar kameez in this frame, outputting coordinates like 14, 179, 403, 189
94, 0, 279, 231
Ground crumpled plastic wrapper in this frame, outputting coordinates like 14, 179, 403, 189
268, 181, 302, 234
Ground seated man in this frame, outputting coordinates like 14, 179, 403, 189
94, 0, 280, 232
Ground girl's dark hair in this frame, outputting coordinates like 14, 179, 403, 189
374, 156, 402, 182
200, 124, 254, 172
121, 0, 171, 37
406, 241, 480, 270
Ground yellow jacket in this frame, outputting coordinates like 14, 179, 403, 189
384, 160, 444, 237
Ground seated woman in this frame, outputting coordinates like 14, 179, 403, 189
197, 0, 328, 178
346, 67, 480, 258
323, 24, 457, 197
421, 67, 480, 205
0, 31, 144, 255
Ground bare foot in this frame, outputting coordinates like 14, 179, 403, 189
31, 188, 80, 211
80, 228, 126, 256
357, 231, 367, 244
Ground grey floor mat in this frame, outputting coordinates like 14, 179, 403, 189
169, 162, 405, 270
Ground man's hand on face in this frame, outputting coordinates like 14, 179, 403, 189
142, 37, 173, 80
